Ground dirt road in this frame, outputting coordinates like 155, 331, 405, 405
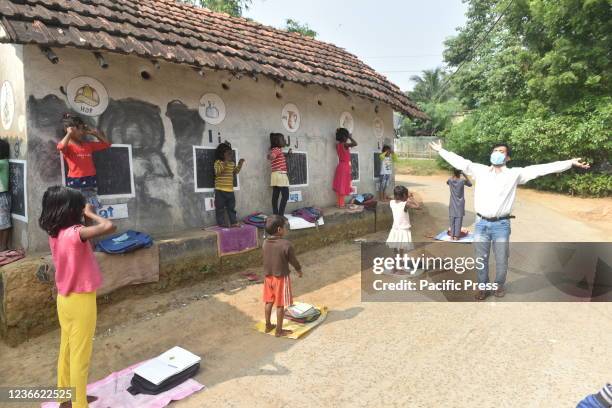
1, 176, 610, 407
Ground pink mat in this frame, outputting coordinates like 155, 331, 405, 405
41, 361, 204, 408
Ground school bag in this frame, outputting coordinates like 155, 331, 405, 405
242, 212, 267, 229
95, 230, 153, 254
127, 363, 200, 396
292, 207, 322, 223
354, 193, 374, 204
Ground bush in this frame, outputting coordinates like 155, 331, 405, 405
527, 173, 612, 197
442, 97, 612, 197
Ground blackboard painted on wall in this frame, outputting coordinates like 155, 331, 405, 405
61, 144, 135, 199
193, 146, 239, 192
350, 152, 360, 182
284, 151, 308, 186
9, 159, 27, 222
373, 152, 382, 179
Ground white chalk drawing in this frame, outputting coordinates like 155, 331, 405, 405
97, 204, 128, 220
373, 117, 384, 138
1, 81, 15, 130
198, 93, 226, 125
66, 76, 109, 117
281, 103, 301, 133
340, 111, 354, 133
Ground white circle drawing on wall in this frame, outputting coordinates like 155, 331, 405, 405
199, 93, 226, 125
339, 111, 354, 133
282, 103, 300, 133
66, 76, 109, 117
0, 81, 15, 130
373, 117, 384, 138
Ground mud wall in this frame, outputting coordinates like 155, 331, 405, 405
0, 44, 28, 249
23, 45, 396, 252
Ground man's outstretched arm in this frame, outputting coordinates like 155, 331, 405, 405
429, 140, 487, 177
517, 158, 590, 184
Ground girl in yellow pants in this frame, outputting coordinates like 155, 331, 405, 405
56, 292, 97, 408
40, 186, 116, 408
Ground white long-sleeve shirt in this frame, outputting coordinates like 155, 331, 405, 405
438, 149, 573, 218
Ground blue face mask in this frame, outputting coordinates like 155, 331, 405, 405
490, 151, 506, 166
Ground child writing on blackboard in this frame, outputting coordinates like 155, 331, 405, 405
58, 113, 111, 209
214, 141, 245, 227
378, 145, 397, 201
268, 133, 291, 217
332, 128, 357, 208
0, 139, 11, 251
39, 186, 116, 408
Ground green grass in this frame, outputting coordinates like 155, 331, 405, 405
396, 158, 445, 176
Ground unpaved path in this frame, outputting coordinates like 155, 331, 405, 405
1, 177, 610, 408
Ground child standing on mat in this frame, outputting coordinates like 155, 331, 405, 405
387, 185, 421, 274
268, 133, 291, 217
214, 141, 244, 227
0, 139, 12, 251
263, 215, 302, 337
39, 186, 116, 408
378, 145, 397, 201
447, 169, 472, 240
58, 113, 111, 209
332, 128, 357, 208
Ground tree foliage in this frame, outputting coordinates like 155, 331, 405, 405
399, 68, 462, 136
285, 19, 317, 38
442, 0, 612, 196
178, 0, 252, 17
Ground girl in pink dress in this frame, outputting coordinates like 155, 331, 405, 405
332, 128, 358, 208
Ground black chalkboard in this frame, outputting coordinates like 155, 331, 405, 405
194, 147, 238, 191
62, 145, 134, 198
93, 146, 133, 196
373, 152, 382, 179
9, 160, 27, 221
285, 152, 308, 186
350, 153, 359, 181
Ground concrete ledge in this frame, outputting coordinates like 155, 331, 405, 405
0, 204, 391, 346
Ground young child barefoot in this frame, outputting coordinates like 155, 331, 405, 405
387, 186, 421, 275
39, 186, 116, 408
378, 145, 397, 201
262, 215, 303, 337
213, 141, 244, 227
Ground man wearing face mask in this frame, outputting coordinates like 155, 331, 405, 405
429, 140, 590, 300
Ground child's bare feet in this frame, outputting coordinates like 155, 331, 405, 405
265, 323, 276, 333
275, 329, 292, 337
231, 223, 240, 228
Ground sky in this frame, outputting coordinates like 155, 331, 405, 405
244, 0, 468, 92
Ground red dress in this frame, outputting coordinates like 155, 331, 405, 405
332, 143, 352, 195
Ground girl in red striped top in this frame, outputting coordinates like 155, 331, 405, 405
268, 133, 291, 216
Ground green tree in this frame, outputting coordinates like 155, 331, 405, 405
398, 68, 462, 136
178, 0, 252, 17
409, 68, 452, 103
285, 19, 318, 38
442, 0, 612, 196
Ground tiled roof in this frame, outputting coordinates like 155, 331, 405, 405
0, 0, 426, 119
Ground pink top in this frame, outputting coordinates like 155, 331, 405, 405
336, 143, 350, 162
49, 225, 102, 296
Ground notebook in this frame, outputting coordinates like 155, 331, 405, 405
133, 346, 201, 386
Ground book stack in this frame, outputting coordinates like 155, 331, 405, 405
285, 302, 321, 323
129, 346, 201, 395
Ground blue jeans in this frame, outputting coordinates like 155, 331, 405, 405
473, 217, 511, 286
